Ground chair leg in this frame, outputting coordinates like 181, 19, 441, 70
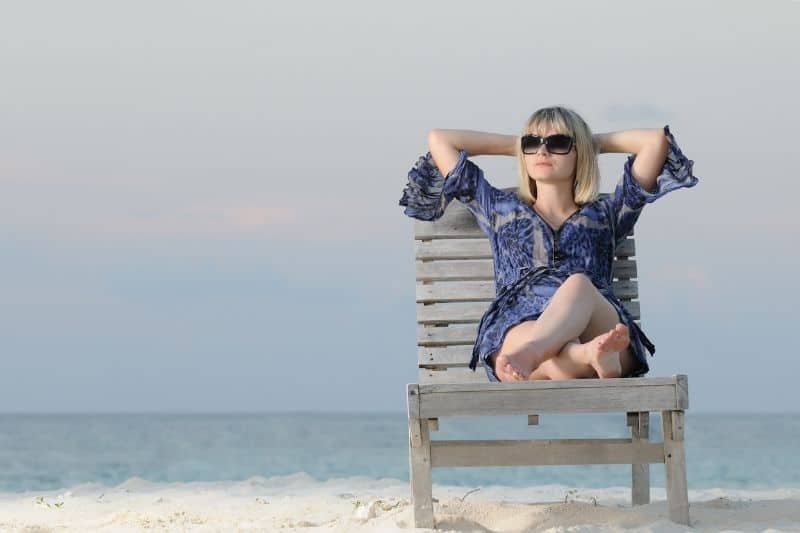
661, 410, 690, 525
408, 385, 433, 528
630, 411, 650, 506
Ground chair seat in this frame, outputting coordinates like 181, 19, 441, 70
412, 375, 687, 417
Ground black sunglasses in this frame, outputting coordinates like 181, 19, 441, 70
520, 133, 575, 155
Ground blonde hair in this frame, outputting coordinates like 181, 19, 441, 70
515, 106, 600, 206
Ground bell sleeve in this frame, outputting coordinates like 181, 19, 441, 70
605, 124, 699, 246
398, 149, 500, 237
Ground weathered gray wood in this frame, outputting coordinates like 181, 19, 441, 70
407, 384, 434, 528
416, 259, 493, 281
416, 280, 496, 302
430, 439, 664, 467
416, 279, 638, 303
413, 203, 487, 238
417, 324, 476, 346
676, 374, 689, 409
416, 302, 486, 324
422, 375, 683, 392
416, 237, 635, 260
418, 345, 476, 367
417, 300, 639, 325
662, 410, 690, 525
416, 259, 637, 281
419, 368, 485, 385
416, 238, 491, 260
631, 412, 651, 505
615, 238, 635, 258
419, 379, 685, 417
428, 418, 439, 432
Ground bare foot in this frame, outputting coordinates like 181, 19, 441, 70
582, 323, 630, 378
494, 351, 539, 382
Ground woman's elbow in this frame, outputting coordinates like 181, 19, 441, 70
427, 128, 444, 148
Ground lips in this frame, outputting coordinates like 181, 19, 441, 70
535, 162, 552, 166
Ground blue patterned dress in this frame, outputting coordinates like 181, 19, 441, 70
398, 125, 699, 382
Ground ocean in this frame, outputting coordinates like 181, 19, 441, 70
0, 412, 797, 494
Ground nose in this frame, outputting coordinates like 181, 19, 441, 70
529, 140, 551, 155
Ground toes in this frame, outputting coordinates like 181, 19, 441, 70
505, 363, 524, 381
496, 364, 513, 382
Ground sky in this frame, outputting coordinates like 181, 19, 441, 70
1, 1, 798, 413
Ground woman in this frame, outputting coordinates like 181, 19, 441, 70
399, 106, 699, 383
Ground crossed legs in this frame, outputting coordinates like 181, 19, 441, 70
488, 273, 638, 382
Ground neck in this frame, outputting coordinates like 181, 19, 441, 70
531, 181, 577, 215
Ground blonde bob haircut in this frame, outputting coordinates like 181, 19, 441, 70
515, 106, 600, 206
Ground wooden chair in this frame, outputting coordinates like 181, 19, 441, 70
407, 190, 689, 528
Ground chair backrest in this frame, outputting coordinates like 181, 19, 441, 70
415, 190, 640, 385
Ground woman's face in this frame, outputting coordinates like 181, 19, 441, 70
523, 126, 578, 185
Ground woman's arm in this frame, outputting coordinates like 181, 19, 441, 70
593, 128, 669, 193
427, 129, 518, 177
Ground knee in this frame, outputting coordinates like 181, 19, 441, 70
564, 272, 596, 293
565, 272, 592, 286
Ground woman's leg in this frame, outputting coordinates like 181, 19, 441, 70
531, 328, 640, 380
493, 273, 636, 381
495, 334, 633, 381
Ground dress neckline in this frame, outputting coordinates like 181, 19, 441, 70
526, 202, 583, 233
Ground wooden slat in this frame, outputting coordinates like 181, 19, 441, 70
420, 368, 486, 384
416, 279, 638, 302
414, 204, 484, 239
417, 302, 486, 324
421, 375, 684, 393
615, 239, 635, 258
417, 377, 686, 416
416, 259, 637, 281
662, 410, 690, 525
415, 238, 634, 261
631, 412, 651, 506
406, 384, 434, 528
676, 375, 689, 409
416, 280, 495, 302
623, 300, 640, 319
417, 300, 639, 326
418, 346, 474, 366
417, 324, 477, 346
430, 439, 665, 467
416, 259, 493, 281
416, 239, 491, 260
613, 259, 638, 280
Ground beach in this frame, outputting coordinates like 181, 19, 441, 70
2, 414, 799, 531
3, 474, 800, 532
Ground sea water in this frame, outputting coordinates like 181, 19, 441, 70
0, 412, 797, 493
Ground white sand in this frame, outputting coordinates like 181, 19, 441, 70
1, 474, 800, 532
